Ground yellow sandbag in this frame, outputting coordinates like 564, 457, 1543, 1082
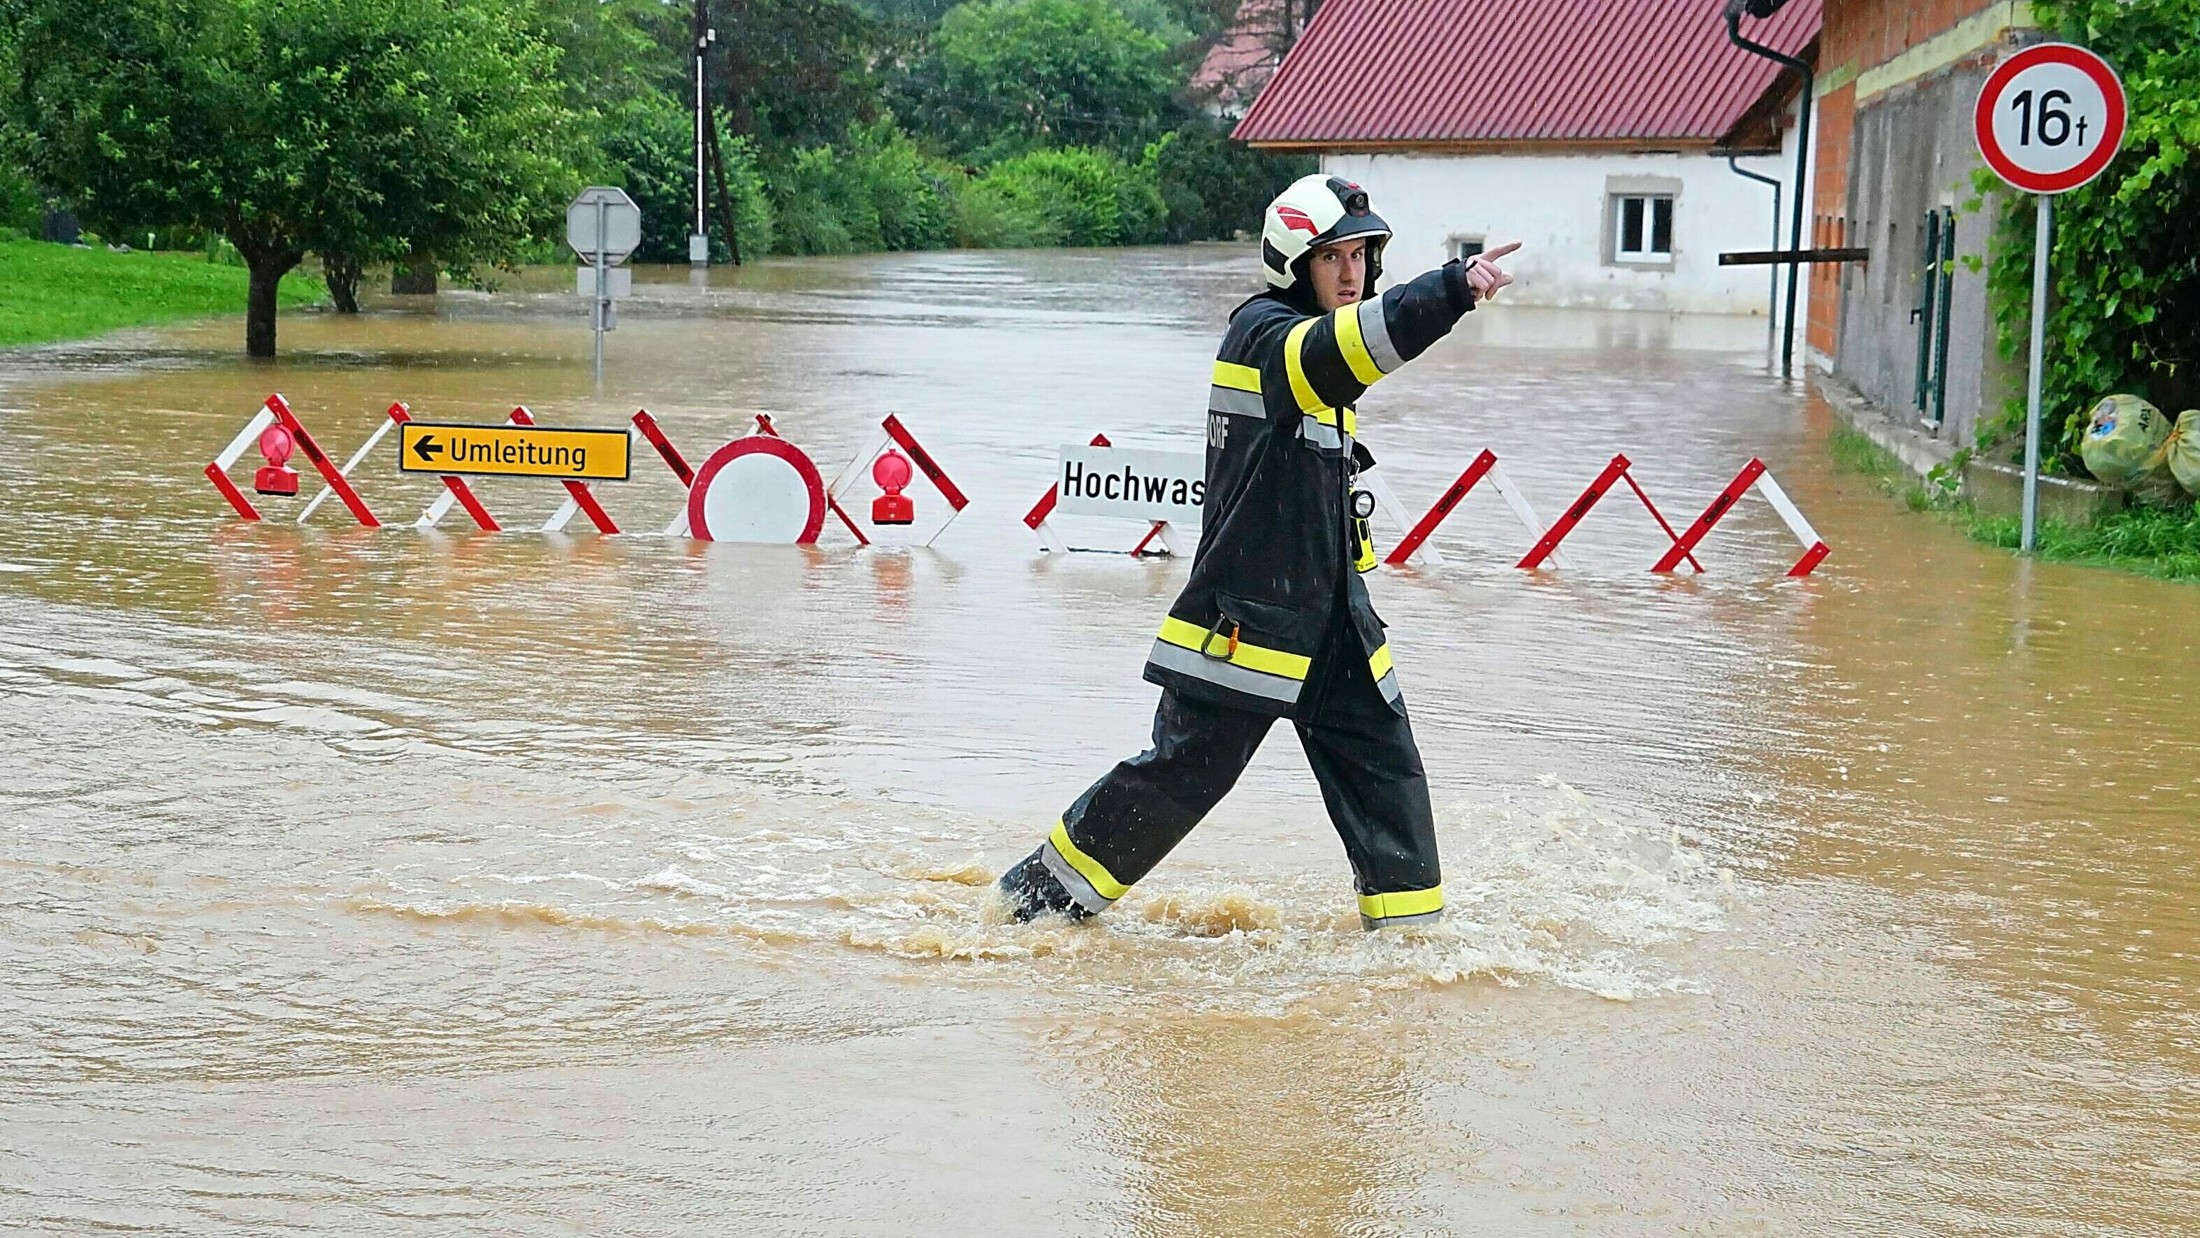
2168, 411, 2200, 499
2079, 394, 2167, 484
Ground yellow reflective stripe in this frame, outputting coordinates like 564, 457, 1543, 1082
1368, 642, 1393, 682
1332, 303, 1384, 385
1049, 819, 1128, 900
1358, 885, 1443, 920
1211, 360, 1261, 393
1283, 319, 1325, 414
1306, 405, 1358, 436
1156, 615, 1313, 680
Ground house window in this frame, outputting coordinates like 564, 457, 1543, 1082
1613, 194, 1673, 262
1448, 235, 1485, 263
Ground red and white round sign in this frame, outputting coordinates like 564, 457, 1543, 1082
1975, 43, 2126, 195
686, 436, 827, 543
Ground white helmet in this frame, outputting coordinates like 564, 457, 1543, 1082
1261, 173, 1392, 292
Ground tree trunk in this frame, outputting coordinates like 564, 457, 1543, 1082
324, 254, 362, 314
244, 250, 301, 359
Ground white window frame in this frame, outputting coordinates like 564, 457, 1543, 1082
1601, 175, 1681, 271
1612, 195, 1674, 263
1447, 233, 1486, 264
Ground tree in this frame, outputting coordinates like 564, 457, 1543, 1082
914, 0, 1178, 159
709, 0, 893, 150
9, 0, 586, 355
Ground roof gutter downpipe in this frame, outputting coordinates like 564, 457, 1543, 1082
1725, 0, 1812, 379
1726, 156, 1782, 356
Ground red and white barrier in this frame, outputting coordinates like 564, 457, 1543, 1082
203, 397, 1821, 576
1376, 449, 1564, 569
205, 394, 379, 527
1651, 458, 1830, 576
824, 414, 970, 548
1513, 454, 1706, 572
1024, 433, 1179, 555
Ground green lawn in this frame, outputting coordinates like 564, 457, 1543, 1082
1829, 424, 2200, 582
0, 239, 324, 348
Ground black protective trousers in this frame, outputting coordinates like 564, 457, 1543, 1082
1036, 617, 1443, 929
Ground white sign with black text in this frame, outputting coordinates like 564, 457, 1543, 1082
1055, 445, 1206, 526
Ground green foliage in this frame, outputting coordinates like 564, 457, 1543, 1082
1971, 505, 2200, 580
0, 238, 321, 347
598, 94, 775, 262
713, 0, 895, 149
919, 0, 1177, 158
768, 120, 950, 254
1979, 0, 2200, 469
8, 0, 589, 352
0, 158, 38, 237
1145, 128, 1314, 243
955, 146, 1162, 247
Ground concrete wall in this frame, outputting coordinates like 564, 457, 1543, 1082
1831, 62, 2008, 446
1810, 0, 2039, 444
1322, 137, 1800, 316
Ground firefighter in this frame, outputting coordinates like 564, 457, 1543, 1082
999, 174, 1517, 930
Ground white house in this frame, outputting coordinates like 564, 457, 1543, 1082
1232, 0, 1821, 319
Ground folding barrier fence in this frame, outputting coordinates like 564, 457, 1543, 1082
205, 395, 1827, 576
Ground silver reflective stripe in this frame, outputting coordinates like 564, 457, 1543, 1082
1362, 908, 1443, 931
1208, 386, 1265, 418
1147, 639, 1302, 704
1356, 296, 1402, 372
1040, 839, 1117, 913
1300, 416, 1344, 450
1375, 670, 1402, 706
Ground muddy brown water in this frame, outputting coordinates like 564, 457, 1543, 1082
0, 246, 2193, 1234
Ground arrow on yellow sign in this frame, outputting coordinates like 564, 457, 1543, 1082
397, 421, 630, 482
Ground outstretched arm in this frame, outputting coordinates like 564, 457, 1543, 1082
1267, 242, 1520, 417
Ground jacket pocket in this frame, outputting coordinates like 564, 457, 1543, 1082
1216, 590, 1321, 649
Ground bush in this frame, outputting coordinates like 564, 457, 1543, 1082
597, 95, 774, 263
956, 146, 1163, 248
767, 120, 950, 255
1144, 127, 1314, 243
0, 157, 38, 235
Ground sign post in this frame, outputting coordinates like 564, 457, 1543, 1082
567, 186, 642, 389
1974, 43, 2125, 553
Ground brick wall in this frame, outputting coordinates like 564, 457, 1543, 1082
1820, 0, 2011, 79
1808, 81, 1855, 357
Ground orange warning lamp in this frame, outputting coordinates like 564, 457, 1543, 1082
872, 449, 915, 525
253, 424, 299, 496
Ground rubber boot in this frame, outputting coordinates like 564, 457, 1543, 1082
997, 847, 1092, 923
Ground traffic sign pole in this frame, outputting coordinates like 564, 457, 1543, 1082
2022, 194, 2051, 552
567, 185, 641, 392
594, 199, 608, 389
1973, 43, 2124, 555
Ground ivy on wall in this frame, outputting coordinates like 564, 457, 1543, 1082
1972, 0, 2200, 471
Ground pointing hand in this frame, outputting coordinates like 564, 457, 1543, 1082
1466, 240, 1520, 301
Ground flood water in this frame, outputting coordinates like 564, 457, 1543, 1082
1, 246, 2194, 1234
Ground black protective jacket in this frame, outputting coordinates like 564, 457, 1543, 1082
1142, 261, 1478, 717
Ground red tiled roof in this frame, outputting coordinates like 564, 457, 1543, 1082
1233, 0, 1820, 148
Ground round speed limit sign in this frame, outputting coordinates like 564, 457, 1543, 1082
1975, 43, 2126, 194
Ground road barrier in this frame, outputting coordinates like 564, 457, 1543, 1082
203, 394, 1827, 575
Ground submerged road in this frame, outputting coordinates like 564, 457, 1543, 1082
0, 247, 2194, 1233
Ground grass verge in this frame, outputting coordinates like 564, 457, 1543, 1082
1827, 424, 2200, 582
0, 239, 324, 348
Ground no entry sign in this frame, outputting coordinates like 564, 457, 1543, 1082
1975, 42, 2126, 555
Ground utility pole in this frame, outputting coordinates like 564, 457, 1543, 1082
689, 0, 717, 268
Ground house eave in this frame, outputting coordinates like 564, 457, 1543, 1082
1243, 137, 1730, 157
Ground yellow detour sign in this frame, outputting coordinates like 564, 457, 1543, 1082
398, 421, 630, 481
